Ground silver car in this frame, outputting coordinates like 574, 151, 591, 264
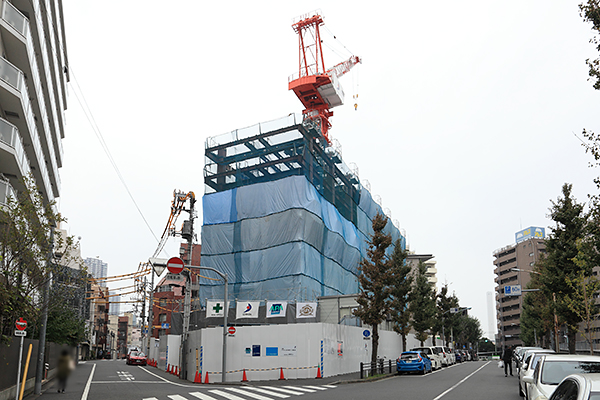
518, 349, 555, 399
523, 354, 600, 400
549, 373, 600, 400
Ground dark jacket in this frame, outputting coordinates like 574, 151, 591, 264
502, 347, 513, 363
57, 353, 72, 380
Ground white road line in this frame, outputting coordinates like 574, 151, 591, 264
282, 387, 316, 393
321, 385, 337, 388
209, 389, 249, 400
223, 387, 274, 400
260, 387, 304, 396
143, 398, 159, 400
189, 392, 220, 400
92, 381, 165, 384
81, 363, 96, 400
168, 396, 190, 400
433, 361, 491, 400
138, 366, 198, 387
245, 387, 290, 398
301, 386, 328, 391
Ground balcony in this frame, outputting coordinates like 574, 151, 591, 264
0, 0, 61, 197
0, 117, 31, 188
0, 178, 16, 206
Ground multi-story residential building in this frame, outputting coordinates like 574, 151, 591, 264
493, 226, 546, 349
407, 253, 438, 289
89, 283, 109, 358
0, 0, 69, 208
85, 257, 108, 287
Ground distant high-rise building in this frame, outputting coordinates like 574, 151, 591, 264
109, 291, 120, 316
85, 257, 108, 287
493, 226, 546, 348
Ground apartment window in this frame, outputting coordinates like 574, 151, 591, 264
159, 314, 167, 323
159, 299, 166, 307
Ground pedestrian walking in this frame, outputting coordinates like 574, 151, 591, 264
502, 346, 513, 377
57, 350, 74, 393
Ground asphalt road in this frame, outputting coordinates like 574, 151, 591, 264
26, 359, 524, 400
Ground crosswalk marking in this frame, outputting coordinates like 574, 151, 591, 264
189, 392, 219, 400
223, 387, 274, 400
301, 386, 328, 391
282, 387, 316, 393
245, 387, 290, 398
142, 398, 158, 400
168, 396, 189, 400
259, 387, 304, 396
209, 389, 248, 400
321, 385, 337, 389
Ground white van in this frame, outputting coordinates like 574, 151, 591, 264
411, 346, 443, 370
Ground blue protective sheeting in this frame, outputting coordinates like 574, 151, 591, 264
200, 174, 403, 302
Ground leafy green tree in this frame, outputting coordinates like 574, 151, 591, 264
478, 337, 495, 353
389, 239, 412, 351
580, 0, 600, 90
0, 176, 84, 344
436, 285, 460, 347
537, 183, 587, 353
354, 213, 393, 364
409, 261, 436, 346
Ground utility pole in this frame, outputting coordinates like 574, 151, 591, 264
180, 195, 195, 381
34, 224, 55, 394
141, 277, 146, 353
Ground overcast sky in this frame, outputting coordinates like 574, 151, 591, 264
59, 1, 600, 339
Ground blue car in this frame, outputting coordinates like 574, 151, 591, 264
397, 351, 432, 375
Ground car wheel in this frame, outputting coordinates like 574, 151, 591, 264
421, 367, 426, 375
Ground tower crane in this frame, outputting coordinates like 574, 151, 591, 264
288, 12, 361, 144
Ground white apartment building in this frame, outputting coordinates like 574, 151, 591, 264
0, 0, 69, 207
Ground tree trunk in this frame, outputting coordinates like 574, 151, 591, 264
372, 324, 379, 364
569, 330, 576, 354
401, 334, 407, 352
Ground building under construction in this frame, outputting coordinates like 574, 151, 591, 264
199, 12, 405, 304
199, 114, 405, 302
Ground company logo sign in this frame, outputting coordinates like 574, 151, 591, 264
236, 301, 259, 319
296, 302, 317, 319
266, 301, 287, 318
515, 226, 545, 243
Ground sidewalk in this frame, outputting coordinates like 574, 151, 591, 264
23, 361, 94, 400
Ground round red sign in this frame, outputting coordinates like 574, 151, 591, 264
166, 257, 184, 274
228, 326, 236, 335
15, 317, 27, 331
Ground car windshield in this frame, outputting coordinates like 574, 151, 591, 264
401, 353, 419, 360
541, 361, 600, 385
589, 393, 600, 400
413, 348, 431, 354
131, 352, 145, 357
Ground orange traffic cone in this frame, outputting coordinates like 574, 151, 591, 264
316, 366, 322, 379
194, 370, 201, 383
204, 371, 210, 384
167, 364, 171, 373
174, 366, 178, 376
279, 367, 285, 380
242, 369, 248, 382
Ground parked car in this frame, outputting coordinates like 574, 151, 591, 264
523, 354, 600, 400
445, 347, 456, 365
518, 349, 555, 398
411, 347, 443, 370
434, 346, 452, 367
515, 347, 542, 370
549, 373, 600, 400
455, 351, 463, 363
397, 351, 432, 375
126, 351, 147, 366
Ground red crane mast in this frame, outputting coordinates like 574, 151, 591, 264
288, 12, 361, 143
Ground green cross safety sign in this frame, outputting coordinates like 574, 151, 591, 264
213, 303, 223, 313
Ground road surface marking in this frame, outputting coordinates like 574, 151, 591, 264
117, 371, 135, 381
81, 363, 96, 400
260, 387, 304, 396
138, 366, 197, 387
301, 386, 328, 391
142, 398, 159, 400
321, 385, 336, 388
189, 392, 219, 400
223, 387, 274, 400
433, 361, 491, 400
245, 387, 290, 398
209, 389, 250, 400
283, 387, 316, 393
168, 396, 189, 400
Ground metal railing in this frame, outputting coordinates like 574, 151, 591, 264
359, 359, 393, 379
